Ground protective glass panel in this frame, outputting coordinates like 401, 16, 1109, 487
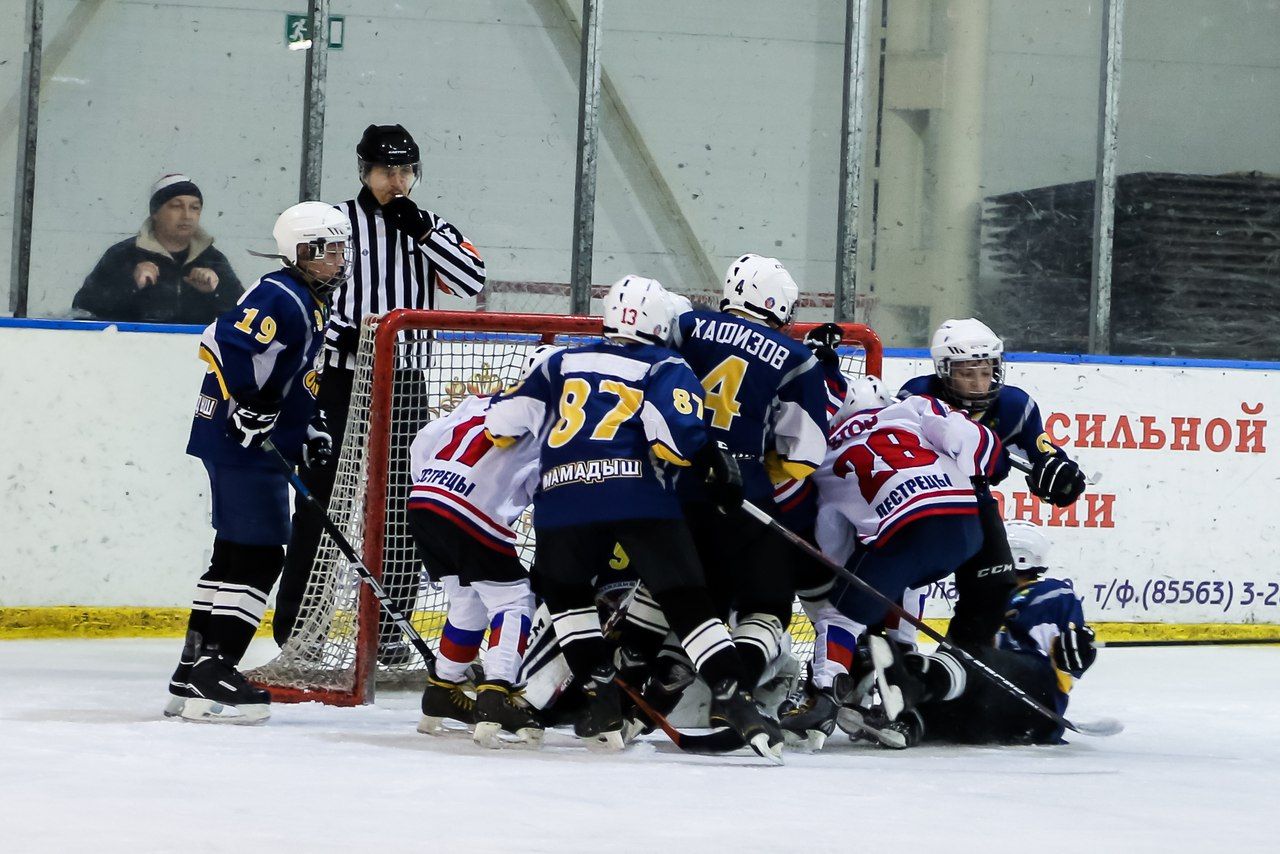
865, 1, 1101, 352
1114, 0, 1280, 360
1, 11, 24, 314
592, 1, 846, 320
323, 1, 579, 314
26, 0, 303, 323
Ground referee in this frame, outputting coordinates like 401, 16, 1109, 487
274, 124, 486, 664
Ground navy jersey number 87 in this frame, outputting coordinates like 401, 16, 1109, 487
485, 341, 712, 529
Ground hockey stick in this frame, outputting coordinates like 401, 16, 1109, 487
598, 586, 753, 754
739, 501, 1123, 737
1008, 451, 1103, 486
614, 678, 749, 754
263, 440, 436, 665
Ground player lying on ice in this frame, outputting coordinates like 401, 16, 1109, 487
806, 520, 1098, 749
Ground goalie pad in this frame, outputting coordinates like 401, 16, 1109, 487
518, 603, 575, 710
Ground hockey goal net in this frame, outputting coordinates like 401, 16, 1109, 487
249, 309, 882, 705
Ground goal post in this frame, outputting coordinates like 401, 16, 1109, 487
249, 309, 882, 705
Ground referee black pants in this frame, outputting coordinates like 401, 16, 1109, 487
274, 366, 427, 653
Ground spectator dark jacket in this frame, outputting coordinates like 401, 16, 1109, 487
73, 220, 243, 324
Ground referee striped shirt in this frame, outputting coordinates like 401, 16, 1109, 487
325, 187, 486, 369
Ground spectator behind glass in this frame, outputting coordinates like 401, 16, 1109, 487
72, 174, 243, 324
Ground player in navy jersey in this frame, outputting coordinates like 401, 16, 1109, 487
897, 318, 1087, 650
668, 254, 829, 691
165, 202, 350, 724
486, 275, 784, 762
871, 521, 1097, 747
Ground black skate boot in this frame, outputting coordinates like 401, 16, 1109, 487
836, 635, 932, 748
625, 654, 696, 742
778, 685, 838, 752
709, 678, 784, 765
576, 666, 626, 752
378, 638, 417, 667
182, 647, 271, 724
472, 681, 544, 750
163, 630, 202, 718
418, 664, 476, 735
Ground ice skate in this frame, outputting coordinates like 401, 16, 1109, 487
472, 681, 544, 750
418, 665, 476, 735
180, 650, 271, 725
709, 679, 784, 765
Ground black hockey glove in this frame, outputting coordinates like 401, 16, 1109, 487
381, 195, 432, 242
1052, 623, 1097, 676
803, 322, 844, 370
693, 439, 743, 512
228, 402, 280, 450
304, 409, 334, 469
1027, 454, 1086, 507
326, 318, 361, 360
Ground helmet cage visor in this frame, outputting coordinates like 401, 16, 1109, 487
294, 237, 352, 295
937, 356, 1004, 409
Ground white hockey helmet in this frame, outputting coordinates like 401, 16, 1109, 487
929, 318, 1005, 410
601, 275, 673, 345
1006, 520, 1051, 576
837, 375, 893, 421
721, 253, 799, 328
520, 343, 563, 381
271, 201, 353, 296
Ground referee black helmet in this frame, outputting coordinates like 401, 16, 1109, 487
357, 124, 421, 182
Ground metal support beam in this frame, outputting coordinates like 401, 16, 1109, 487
1089, 0, 1124, 354
569, 0, 603, 316
9, 0, 43, 317
834, 0, 873, 323
299, 0, 329, 202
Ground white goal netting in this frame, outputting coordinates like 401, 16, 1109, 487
248, 310, 879, 704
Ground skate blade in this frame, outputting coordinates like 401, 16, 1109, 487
621, 718, 649, 745
583, 730, 627, 752
472, 721, 544, 750
178, 699, 270, 725
417, 715, 472, 736
835, 707, 907, 749
781, 728, 828, 753
163, 695, 188, 718
867, 636, 904, 721
747, 733, 785, 765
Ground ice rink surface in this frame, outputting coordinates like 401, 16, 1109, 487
1, 639, 1275, 853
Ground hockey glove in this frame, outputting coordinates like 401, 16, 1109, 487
326, 318, 361, 360
1027, 454, 1086, 507
803, 322, 844, 370
228, 402, 280, 450
381, 195, 432, 242
1052, 623, 1097, 677
303, 409, 334, 469
693, 439, 744, 512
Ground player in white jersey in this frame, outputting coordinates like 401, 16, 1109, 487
405, 345, 561, 749
780, 385, 1000, 746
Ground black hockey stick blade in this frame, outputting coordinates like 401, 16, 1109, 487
740, 501, 1122, 738
615, 679, 749, 755
262, 440, 436, 665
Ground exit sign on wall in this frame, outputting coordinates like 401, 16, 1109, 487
285, 13, 345, 50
